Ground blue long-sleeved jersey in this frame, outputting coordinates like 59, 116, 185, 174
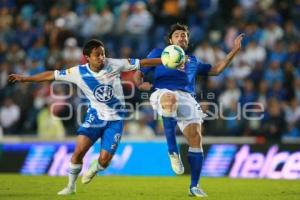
141, 48, 212, 96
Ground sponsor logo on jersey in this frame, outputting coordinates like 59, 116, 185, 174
93, 85, 114, 102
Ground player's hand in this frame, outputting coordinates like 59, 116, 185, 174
233, 33, 245, 53
138, 82, 153, 91
132, 70, 144, 86
177, 55, 188, 71
8, 74, 24, 83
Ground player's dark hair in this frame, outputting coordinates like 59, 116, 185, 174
166, 23, 190, 44
83, 39, 104, 56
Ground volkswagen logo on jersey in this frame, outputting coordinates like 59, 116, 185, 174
93, 85, 114, 102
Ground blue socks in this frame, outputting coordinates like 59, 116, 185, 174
188, 147, 204, 188
162, 116, 178, 154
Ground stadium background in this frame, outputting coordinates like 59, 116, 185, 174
0, 0, 300, 183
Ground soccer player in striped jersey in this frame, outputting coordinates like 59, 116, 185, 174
134, 23, 244, 197
8, 39, 161, 195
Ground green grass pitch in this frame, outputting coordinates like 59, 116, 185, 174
0, 174, 299, 200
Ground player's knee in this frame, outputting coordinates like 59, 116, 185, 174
160, 93, 177, 117
190, 131, 200, 140
188, 131, 202, 146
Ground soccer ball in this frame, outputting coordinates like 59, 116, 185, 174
161, 45, 185, 69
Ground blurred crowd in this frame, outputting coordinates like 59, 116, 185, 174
0, 0, 300, 141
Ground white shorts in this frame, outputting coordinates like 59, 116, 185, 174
149, 89, 207, 132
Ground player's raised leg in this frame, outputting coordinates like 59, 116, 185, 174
183, 123, 207, 197
82, 120, 123, 184
58, 135, 92, 195
159, 92, 184, 174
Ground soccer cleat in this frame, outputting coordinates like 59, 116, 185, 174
188, 186, 208, 198
169, 152, 184, 175
57, 186, 76, 195
81, 161, 99, 184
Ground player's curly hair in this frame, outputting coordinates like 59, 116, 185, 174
83, 39, 105, 56
166, 23, 190, 44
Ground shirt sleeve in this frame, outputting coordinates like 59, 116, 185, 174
140, 48, 161, 75
195, 57, 212, 75
54, 66, 79, 83
119, 58, 140, 72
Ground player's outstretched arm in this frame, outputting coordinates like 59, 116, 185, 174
132, 58, 161, 91
208, 33, 245, 75
8, 71, 55, 83
140, 58, 162, 67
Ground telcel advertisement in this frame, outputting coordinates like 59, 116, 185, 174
0, 142, 299, 179
0, 142, 173, 176
201, 144, 300, 179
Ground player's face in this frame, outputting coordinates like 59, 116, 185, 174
169, 30, 189, 50
87, 46, 106, 70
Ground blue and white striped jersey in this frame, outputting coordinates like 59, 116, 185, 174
54, 58, 140, 120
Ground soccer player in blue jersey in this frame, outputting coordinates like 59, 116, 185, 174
8, 39, 162, 195
134, 23, 244, 197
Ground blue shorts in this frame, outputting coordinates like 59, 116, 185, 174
77, 110, 124, 155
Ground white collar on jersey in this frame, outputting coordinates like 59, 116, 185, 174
86, 61, 107, 74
